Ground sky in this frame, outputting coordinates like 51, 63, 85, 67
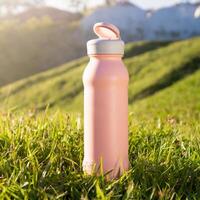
45, 0, 200, 11
132, 0, 199, 9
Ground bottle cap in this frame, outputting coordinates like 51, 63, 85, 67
93, 22, 120, 39
87, 22, 124, 55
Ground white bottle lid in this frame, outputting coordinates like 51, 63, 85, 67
87, 22, 124, 55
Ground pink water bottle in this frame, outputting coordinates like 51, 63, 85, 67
82, 22, 129, 178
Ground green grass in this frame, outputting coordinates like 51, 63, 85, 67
0, 37, 200, 199
0, 112, 200, 199
1, 37, 200, 120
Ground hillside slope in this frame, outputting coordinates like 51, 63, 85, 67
0, 7, 84, 86
0, 37, 200, 123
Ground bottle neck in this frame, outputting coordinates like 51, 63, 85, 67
88, 54, 123, 60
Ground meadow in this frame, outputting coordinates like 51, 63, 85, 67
0, 37, 200, 199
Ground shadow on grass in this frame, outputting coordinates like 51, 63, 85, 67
0, 57, 87, 98
36, 83, 83, 111
129, 56, 200, 103
128, 158, 200, 199
128, 130, 200, 199
124, 41, 172, 59
38, 138, 200, 199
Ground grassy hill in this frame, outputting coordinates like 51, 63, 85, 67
0, 37, 200, 121
0, 7, 84, 86
0, 37, 200, 199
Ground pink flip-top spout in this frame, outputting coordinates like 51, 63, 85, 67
93, 22, 121, 39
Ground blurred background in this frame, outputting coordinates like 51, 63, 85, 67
1, 2, 200, 199
0, 0, 200, 86
0, 0, 200, 114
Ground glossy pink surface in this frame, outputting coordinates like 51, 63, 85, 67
82, 55, 129, 178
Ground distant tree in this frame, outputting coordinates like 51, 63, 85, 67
0, 0, 45, 15
68, 0, 87, 11
66, 0, 130, 11
105, 0, 130, 6
67, 0, 128, 10
105, 0, 112, 5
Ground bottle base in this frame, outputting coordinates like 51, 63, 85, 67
83, 159, 129, 179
